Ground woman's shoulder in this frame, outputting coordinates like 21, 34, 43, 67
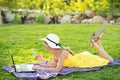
62, 48, 74, 56
61, 48, 69, 55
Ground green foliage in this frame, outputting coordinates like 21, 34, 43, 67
14, 13, 20, 23
64, 20, 71, 24
0, 0, 119, 15
35, 14, 45, 24
0, 0, 17, 9
0, 24, 120, 80
107, 0, 120, 14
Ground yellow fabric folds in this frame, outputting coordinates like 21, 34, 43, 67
63, 51, 109, 68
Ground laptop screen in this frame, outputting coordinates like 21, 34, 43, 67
8, 49, 16, 72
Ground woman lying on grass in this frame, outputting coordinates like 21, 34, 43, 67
32, 29, 113, 72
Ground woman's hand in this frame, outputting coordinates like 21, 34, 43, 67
32, 65, 45, 70
36, 54, 47, 62
32, 65, 60, 72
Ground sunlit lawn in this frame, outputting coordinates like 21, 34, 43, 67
0, 24, 120, 80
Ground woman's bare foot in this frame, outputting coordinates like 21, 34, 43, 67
93, 28, 105, 42
89, 33, 95, 47
89, 29, 104, 47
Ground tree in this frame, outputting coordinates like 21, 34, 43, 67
108, 0, 120, 12
0, 0, 17, 9
0, 0, 119, 15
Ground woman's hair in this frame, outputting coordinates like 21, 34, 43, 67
64, 47, 74, 56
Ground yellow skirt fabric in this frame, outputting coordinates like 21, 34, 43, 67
63, 51, 109, 68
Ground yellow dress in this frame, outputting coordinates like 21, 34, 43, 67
63, 51, 109, 68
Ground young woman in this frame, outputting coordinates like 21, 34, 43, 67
32, 30, 113, 72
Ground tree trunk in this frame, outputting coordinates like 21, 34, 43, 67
0, 11, 3, 25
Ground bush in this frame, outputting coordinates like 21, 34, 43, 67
35, 14, 44, 24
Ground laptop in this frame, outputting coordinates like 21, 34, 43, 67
9, 49, 35, 72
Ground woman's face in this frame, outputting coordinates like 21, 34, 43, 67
44, 41, 50, 51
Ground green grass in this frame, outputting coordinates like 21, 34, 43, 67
0, 24, 120, 80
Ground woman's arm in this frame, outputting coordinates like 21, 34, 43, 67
33, 50, 69, 72
54, 50, 68, 71
45, 58, 57, 67
36, 54, 57, 67
36, 54, 47, 62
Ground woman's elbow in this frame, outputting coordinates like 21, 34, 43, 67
54, 67, 62, 72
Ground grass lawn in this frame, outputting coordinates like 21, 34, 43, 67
0, 24, 120, 80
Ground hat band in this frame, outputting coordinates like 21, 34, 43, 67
46, 38, 62, 48
46, 38, 59, 45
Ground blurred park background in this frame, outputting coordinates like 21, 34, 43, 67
0, 0, 120, 80
0, 0, 120, 25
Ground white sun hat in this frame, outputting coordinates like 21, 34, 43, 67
41, 33, 62, 48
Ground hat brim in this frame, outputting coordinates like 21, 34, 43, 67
40, 38, 61, 49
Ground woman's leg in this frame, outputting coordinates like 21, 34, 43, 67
91, 38, 113, 61
94, 40, 113, 61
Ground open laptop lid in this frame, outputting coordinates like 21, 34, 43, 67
8, 49, 16, 72
8, 49, 35, 72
